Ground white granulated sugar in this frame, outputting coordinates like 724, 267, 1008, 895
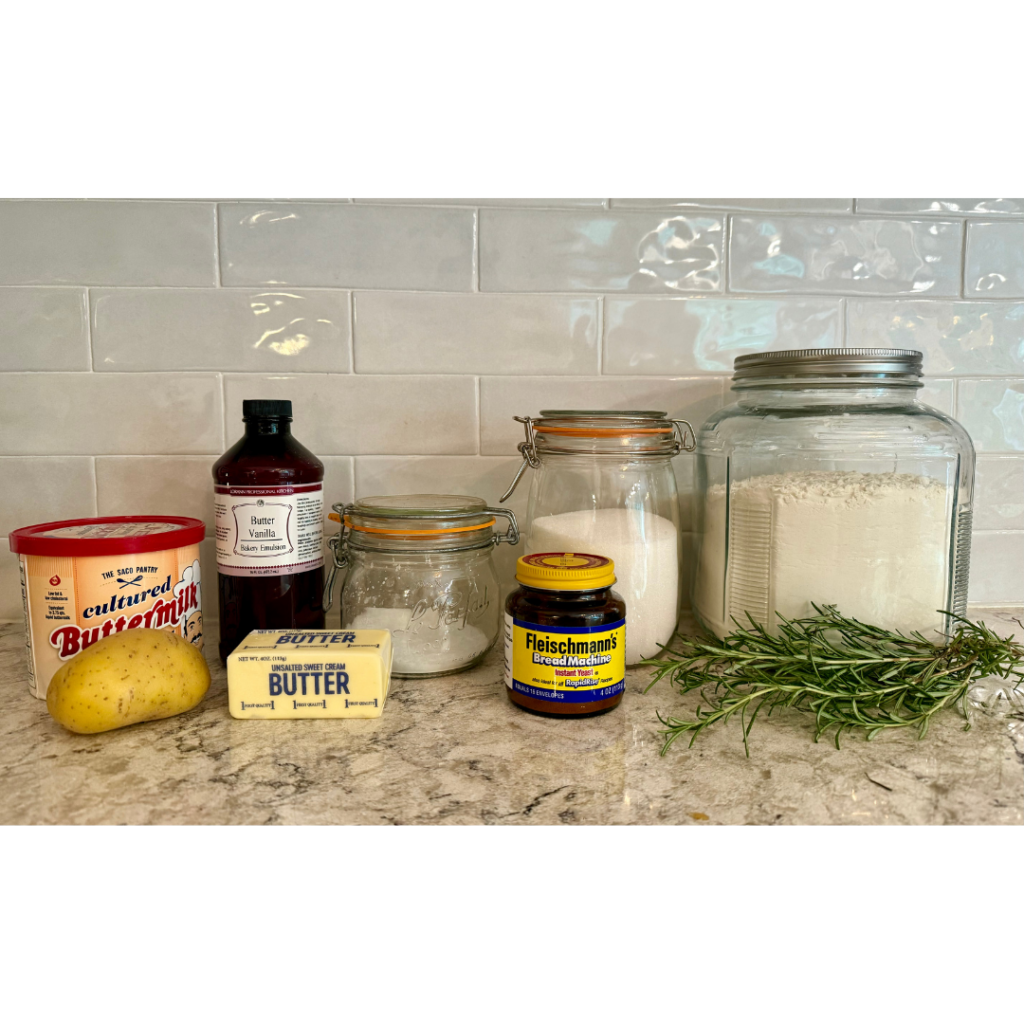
527, 507, 679, 665
348, 608, 493, 675
694, 471, 950, 638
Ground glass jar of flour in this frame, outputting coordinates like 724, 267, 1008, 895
324, 495, 519, 677
501, 411, 695, 665
692, 349, 975, 639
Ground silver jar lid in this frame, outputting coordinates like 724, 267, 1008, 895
732, 348, 923, 384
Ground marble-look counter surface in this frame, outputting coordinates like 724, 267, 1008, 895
1, 612, 1021, 826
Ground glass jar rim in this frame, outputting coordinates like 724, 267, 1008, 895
732, 348, 923, 385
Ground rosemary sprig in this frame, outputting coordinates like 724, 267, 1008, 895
644, 605, 1024, 757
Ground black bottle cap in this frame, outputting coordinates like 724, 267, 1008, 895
242, 399, 292, 420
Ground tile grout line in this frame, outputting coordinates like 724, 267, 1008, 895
839, 297, 848, 346
472, 209, 480, 292
959, 218, 968, 298
348, 291, 356, 373
213, 204, 223, 287
597, 295, 605, 374
85, 287, 95, 371
475, 376, 481, 454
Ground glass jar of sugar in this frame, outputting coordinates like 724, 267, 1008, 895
692, 349, 975, 639
324, 495, 519, 677
500, 411, 695, 665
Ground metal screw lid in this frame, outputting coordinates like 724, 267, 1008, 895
732, 348, 923, 383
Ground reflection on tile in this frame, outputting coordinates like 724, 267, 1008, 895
0, 458, 97, 534
974, 457, 1024, 530
0, 373, 223, 455
847, 300, 1024, 375
612, 199, 853, 212
354, 199, 605, 207
957, 379, 1024, 451
96, 457, 215, 525
223, 375, 478, 456
479, 210, 722, 292
354, 292, 598, 374
0, 201, 216, 285
969, 531, 1024, 604
0, 289, 89, 370
0, 550, 24, 622
91, 288, 351, 372
857, 198, 1024, 216
604, 297, 840, 374
965, 222, 1024, 297
479, 376, 724, 454
919, 378, 954, 415
730, 216, 961, 295
219, 203, 475, 290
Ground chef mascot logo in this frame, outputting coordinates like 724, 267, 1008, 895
175, 559, 203, 648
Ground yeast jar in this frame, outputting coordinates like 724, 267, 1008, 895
692, 349, 975, 639
9, 516, 206, 699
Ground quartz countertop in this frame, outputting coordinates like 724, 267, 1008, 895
1, 612, 1021, 826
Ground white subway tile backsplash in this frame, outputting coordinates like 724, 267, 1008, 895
0, 201, 216, 285
91, 288, 351, 372
974, 457, 1024, 530
353, 292, 598, 375
479, 210, 723, 293
919, 378, 954, 415
613, 199, 853, 213
857, 199, 1024, 216
604, 297, 840, 374
956, 379, 1024, 451
846, 300, 1024, 375
0, 373, 223, 456
2, 197, 1024, 612
354, 199, 605, 207
479, 376, 724, 454
730, 216, 962, 296
0, 289, 90, 371
223, 375, 478, 456
0, 458, 96, 534
0, 550, 24, 623
969, 531, 1024, 604
219, 203, 475, 290
965, 221, 1024, 297
96, 457, 215, 525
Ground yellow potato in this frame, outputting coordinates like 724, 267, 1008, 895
46, 628, 210, 734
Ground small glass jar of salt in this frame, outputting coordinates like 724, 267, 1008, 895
500, 411, 695, 665
324, 495, 519, 677
692, 349, 975, 639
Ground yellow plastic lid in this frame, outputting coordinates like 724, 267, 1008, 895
515, 552, 616, 591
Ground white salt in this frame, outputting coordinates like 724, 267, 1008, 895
694, 471, 950, 638
348, 607, 493, 676
527, 507, 679, 665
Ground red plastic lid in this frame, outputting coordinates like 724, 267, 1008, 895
9, 516, 206, 558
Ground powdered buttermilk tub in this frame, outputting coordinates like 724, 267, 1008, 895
8, 516, 206, 698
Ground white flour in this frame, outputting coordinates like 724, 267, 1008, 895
348, 607, 493, 675
527, 507, 679, 665
694, 471, 949, 638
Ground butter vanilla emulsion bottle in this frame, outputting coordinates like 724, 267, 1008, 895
214, 400, 325, 659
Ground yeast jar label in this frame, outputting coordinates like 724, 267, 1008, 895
503, 613, 626, 706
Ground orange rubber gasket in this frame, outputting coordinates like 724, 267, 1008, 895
535, 426, 673, 437
342, 515, 496, 537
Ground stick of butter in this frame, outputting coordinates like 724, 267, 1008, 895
227, 629, 392, 720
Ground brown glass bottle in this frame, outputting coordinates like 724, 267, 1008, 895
213, 400, 325, 660
505, 553, 626, 716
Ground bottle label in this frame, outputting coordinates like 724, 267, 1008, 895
215, 484, 324, 577
504, 613, 626, 705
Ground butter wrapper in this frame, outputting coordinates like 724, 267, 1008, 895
227, 629, 392, 719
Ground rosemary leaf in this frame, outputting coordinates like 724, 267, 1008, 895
644, 605, 1024, 757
